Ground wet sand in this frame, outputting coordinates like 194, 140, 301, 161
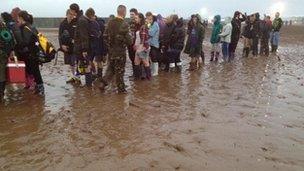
1, 26, 304, 171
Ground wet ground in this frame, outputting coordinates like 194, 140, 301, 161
0, 26, 304, 171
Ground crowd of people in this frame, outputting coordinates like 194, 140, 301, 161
0, 4, 284, 99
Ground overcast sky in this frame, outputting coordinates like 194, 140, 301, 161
1, 0, 303, 19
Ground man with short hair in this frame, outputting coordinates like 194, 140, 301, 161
58, 9, 78, 83
99, 5, 132, 93
270, 12, 283, 54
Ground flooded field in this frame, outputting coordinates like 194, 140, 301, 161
0, 26, 304, 171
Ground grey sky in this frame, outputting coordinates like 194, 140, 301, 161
1, 0, 303, 18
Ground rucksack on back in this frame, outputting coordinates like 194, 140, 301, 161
0, 23, 15, 54
25, 26, 56, 63
36, 32, 56, 63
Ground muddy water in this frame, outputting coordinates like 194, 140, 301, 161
1, 26, 304, 171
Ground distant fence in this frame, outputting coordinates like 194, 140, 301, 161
33, 17, 109, 28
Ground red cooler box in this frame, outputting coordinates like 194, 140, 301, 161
6, 61, 26, 84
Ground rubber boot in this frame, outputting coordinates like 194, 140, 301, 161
97, 68, 103, 81
274, 45, 278, 53
215, 52, 220, 61
151, 62, 159, 76
169, 63, 175, 72
99, 79, 108, 92
85, 72, 93, 87
210, 51, 215, 61
35, 84, 45, 96
188, 61, 197, 71
0, 81, 5, 100
176, 62, 182, 73
201, 51, 205, 64
144, 66, 152, 80
134, 65, 141, 80
271, 44, 275, 53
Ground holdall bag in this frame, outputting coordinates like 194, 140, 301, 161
6, 56, 26, 84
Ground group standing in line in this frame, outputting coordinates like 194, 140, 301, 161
0, 4, 284, 100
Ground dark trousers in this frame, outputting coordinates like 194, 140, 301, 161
24, 57, 43, 85
128, 46, 135, 66
260, 37, 270, 56
252, 37, 259, 56
167, 49, 181, 64
229, 41, 238, 54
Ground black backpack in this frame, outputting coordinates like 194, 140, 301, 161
0, 22, 15, 54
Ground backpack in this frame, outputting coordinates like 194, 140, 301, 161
0, 22, 15, 54
25, 26, 56, 63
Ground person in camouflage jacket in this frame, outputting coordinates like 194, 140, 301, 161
99, 5, 132, 93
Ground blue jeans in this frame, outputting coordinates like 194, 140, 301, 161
270, 31, 280, 46
222, 42, 230, 62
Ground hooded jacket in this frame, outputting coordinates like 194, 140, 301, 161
170, 18, 186, 51
210, 15, 222, 44
184, 15, 204, 56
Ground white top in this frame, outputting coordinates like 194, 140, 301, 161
134, 31, 141, 46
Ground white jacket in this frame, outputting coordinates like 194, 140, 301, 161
219, 23, 232, 43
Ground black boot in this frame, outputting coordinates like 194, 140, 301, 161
97, 68, 103, 80
85, 72, 93, 87
215, 52, 220, 61
210, 51, 215, 61
273, 45, 278, 53
271, 44, 275, 53
0, 81, 5, 100
134, 65, 141, 80
243, 47, 250, 57
99, 79, 108, 92
144, 66, 152, 80
35, 84, 45, 96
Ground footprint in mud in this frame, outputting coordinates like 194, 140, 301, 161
163, 142, 185, 153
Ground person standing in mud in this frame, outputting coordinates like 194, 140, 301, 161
161, 14, 178, 72
270, 12, 283, 54
168, 17, 186, 72
219, 18, 232, 62
184, 14, 204, 70
146, 12, 160, 76
210, 15, 222, 62
133, 13, 151, 80
251, 13, 260, 57
0, 22, 14, 100
85, 8, 107, 81
99, 5, 132, 93
69, 3, 91, 87
259, 15, 272, 56
58, 9, 77, 83
128, 8, 138, 77
229, 11, 246, 60
18, 11, 45, 95
242, 14, 254, 57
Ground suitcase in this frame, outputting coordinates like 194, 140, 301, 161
6, 58, 26, 84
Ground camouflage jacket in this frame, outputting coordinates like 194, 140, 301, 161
104, 17, 132, 59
